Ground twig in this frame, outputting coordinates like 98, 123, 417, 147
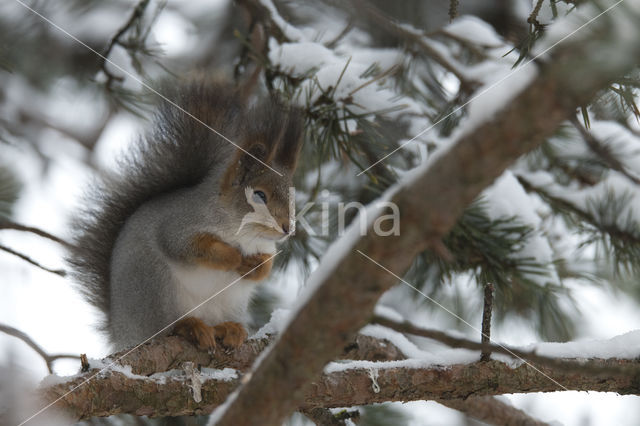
100, 0, 151, 89
528, 0, 546, 30
480, 283, 494, 362
448, 0, 459, 23
516, 175, 640, 246
236, 0, 288, 43
325, 20, 355, 49
16, 105, 114, 152
0, 324, 80, 373
569, 116, 640, 186
0, 244, 66, 276
349, 0, 477, 92
0, 218, 73, 248
347, 65, 400, 98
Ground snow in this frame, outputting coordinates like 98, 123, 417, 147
259, 0, 305, 41
325, 324, 640, 376
250, 308, 292, 340
373, 305, 404, 323
535, 0, 640, 61
268, 40, 414, 123
590, 121, 640, 179
522, 168, 640, 234
482, 171, 559, 285
444, 15, 504, 46
200, 367, 238, 382
359, 325, 426, 360
325, 358, 450, 375
38, 373, 68, 388
152, 10, 198, 56
532, 329, 640, 359
457, 59, 537, 134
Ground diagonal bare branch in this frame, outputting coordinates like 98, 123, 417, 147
0, 324, 80, 373
0, 244, 67, 277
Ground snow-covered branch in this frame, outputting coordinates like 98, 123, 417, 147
37, 332, 640, 421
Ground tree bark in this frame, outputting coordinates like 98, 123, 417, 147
39, 349, 640, 420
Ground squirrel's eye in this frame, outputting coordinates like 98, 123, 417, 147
253, 190, 267, 204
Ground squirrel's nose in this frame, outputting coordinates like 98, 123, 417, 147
282, 223, 289, 234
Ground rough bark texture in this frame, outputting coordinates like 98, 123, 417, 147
102, 333, 401, 377
216, 8, 640, 425
39, 354, 640, 420
35, 333, 403, 421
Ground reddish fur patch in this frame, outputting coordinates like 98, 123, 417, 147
236, 253, 273, 281
193, 233, 242, 270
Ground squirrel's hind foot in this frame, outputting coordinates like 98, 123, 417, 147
213, 321, 248, 348
172, 317, 217, 350
171, 317, 247, 350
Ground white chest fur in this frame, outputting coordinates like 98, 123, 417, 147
170, 237, 276, 325
170, 265, 258, 325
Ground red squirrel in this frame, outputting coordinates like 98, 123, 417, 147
68, 77, 303, 351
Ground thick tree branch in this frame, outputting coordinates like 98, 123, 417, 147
39, 352, 640, 420
35, 333, 402, 421
216, 6, 640, 425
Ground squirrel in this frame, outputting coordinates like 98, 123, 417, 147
67, 77, 303, 351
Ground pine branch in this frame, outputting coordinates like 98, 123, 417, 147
516, 175, 640, 247
101, 0, 151, 90
569, 116, 640, 186
348, 0, 478, 92
215, 7, 640, 424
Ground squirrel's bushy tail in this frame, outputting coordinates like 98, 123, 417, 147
67, 79, 244, 333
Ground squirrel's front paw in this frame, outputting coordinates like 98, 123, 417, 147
213, 321, 248, 348
171, 317, 217, 350
193, 233, 243, 270
236, 253, 273, 281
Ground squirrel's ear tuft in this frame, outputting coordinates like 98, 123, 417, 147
221, 142, 270, 191
275, 109, 304, 172
246, 142, 269, 162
